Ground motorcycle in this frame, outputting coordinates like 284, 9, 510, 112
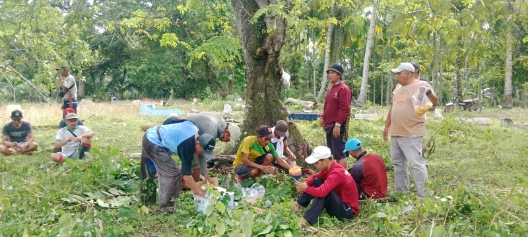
444, 95, 482, 113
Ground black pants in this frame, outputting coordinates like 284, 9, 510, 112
297, 178, 354, 225
356, 181, 369, 200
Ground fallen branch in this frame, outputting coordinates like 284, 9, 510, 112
0, 64, 51, 102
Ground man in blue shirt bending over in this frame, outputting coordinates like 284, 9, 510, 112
141, 120, 216, 213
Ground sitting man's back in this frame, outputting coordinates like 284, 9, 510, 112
344, 138, 387, 199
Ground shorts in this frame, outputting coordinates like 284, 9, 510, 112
60, 145, 91, 159
192, 153, 200, 169
234, 154, 268, 178
325, 124, 347, 160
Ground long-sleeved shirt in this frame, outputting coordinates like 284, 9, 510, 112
348, 152, 388, 199
322, 82, 352, 126
305, 161, 359, 215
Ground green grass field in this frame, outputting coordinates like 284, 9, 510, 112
1, 101, 527, 236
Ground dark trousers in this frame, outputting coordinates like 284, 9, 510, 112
141, 135, 182, 211
297, 178, 354, 225
325, 124, 347, 160
356, 181, 369, 200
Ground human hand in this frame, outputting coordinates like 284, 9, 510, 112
333, 126, 340, 138
382, 128, 389, 141
295, 182, 308, 193
205, 175, 216, 185
11, 142, 18, 148
73, 136, 82, 142
290, 153, 297, 160
319, 116, 324, 127
194, 189, 206, 197
260, 165, 276, 174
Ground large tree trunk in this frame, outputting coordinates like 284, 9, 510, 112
315, 2, 336, 103
503, 16, 513, 108
231, 0, 311, 161
356, 1, 377, 107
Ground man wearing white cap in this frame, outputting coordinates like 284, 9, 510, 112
382, 62, 438, 199
292, 146, 359, 225
50, 113, 94, 163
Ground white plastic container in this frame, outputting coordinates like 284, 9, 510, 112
193, 187, 234, 215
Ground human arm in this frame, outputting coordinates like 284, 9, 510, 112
274, 156, 292, 170
283, 139, 296, 160
2, 135, 15, 147
19, 134, 34, 149
141, 125, 154, 132
242, 153, 275, 173
305, 172, 341, 198
382, 106, 392, 141
198, 153, 210, 178
334, 87, 352, 138
177, 136, 206, 196
73, 130, 94, 142
54, 137, 74, 149
349, 164, 363, 184
425, 86, 439, 106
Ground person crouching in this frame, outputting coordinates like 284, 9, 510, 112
293, 146, 359, 225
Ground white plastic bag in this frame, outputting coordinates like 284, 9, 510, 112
412, 87, 433, 116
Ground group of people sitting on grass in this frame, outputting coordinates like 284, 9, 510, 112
0, 108, 95, 163
139, 112, 388, 225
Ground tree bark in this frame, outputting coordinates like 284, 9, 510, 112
356, 1, 377, 107
503, 13, 513, 108
316, 1, 336, 103
230, 0, 312, 161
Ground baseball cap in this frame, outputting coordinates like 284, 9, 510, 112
326, 64, 344, 75
390, 62, 415, 73
256, 125, 274, 140
10, 110, 23, 119
65, 113, 79, 120
198, 134, 216, 160
168, 113, 179, 119
343, 138, 362, 152
63, 107, 75, 116
56, 64, 70, 71
275, 120, 289, 137
305, 146, 332, 164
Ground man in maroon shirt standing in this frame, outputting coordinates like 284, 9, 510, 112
344, 138, 388, 200
293, 146, 359, 225
320, 64, 352, 168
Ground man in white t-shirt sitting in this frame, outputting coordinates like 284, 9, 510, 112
50, 113, 95, 163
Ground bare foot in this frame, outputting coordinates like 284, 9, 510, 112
292, 201, 300, 212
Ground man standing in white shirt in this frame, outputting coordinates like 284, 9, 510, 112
56, 65, 78, 113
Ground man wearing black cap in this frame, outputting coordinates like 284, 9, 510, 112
233, 125, 292, 183
56, 65, 78, 113
320, 64, 352, 168
0, 110, 38, 155
141, 120, 216, 213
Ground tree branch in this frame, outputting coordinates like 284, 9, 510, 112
0, 64, 51, 102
